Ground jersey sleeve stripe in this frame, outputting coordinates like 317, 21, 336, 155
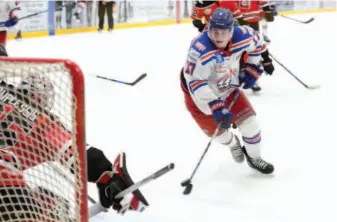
189, 80, 208, 94
199, 50, 217, 64
250, 47, 263, 54
231, 44, 250, 54
231, 38, 252, 49
232, 10, 241, 18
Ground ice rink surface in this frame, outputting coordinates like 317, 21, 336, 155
8, 12, 337, 222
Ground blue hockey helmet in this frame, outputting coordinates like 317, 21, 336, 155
208, 8, 234, 31
208, 8, 234, 48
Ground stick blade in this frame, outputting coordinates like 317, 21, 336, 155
307, 84, 320, 89
304, 17, 315, 24
183, 184, 193, 195
130, 73, 147, 86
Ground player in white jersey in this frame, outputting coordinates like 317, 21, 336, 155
0, 47, 148, 220
180, 8, 274, 174
0, 1, 20, 46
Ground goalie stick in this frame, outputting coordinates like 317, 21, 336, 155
280, 15, 314, 24
89, 162, 175, 218
91, 73, 147, 86
269, 53, 320, 90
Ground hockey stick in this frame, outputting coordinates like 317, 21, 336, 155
280, 15, 314, 24
269, 53, 320, 89
181, 86, 243, 195
18, 3, 75, 22
89, 163, 175, 218
91, 73, 147, 86
0, 3, 74, 27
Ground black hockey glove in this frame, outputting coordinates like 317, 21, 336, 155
261, 50, 274, 75
236, 17, 247, 26
262, 5, 275, 22
192, 19, 206, 32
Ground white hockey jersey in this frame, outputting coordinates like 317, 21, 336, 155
0, 1, 20, 30
183, 25, 264, 115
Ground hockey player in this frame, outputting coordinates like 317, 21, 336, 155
180, 8, 274, 174
0, 1, 20, 46
55, 1, 63, 29
0, 46, 148, 220
189, 1, 271, 93
237, 0, 275, 91
261, 3, 278, 42
191, 0, 244, 33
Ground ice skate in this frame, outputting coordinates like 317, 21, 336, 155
226, 135, 245, 163
263, 35, 271, 43
251, 83, 262, 92
242, 146, 274, 174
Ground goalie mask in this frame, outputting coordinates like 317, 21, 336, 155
18, 74, 55, 111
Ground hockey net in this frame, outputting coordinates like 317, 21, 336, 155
0, 58, 87, 222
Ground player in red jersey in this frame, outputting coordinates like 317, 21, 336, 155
237, 0, 275, 92
191, 0, 245, 32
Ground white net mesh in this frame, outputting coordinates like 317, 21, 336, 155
0, 59, 86, 222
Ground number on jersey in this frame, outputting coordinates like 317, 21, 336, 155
184, 61, 196, 75
238, 0, 251, 9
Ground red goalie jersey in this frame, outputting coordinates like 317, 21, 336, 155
237, 0, 269, 23
0, 77, 72, 187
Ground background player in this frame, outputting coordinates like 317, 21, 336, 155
237, 0, 275, 91
180, 8, 274, 174
191, 0, 244, 32
261, 2, 278, 42
0, 1, 20, 47
0, 46, 148, 220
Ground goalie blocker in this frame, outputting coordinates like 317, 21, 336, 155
0, 46, 148, 220
1, 149, 148, 220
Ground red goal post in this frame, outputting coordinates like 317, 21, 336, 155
0, 57, 88, 221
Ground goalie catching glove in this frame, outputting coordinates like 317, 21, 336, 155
87, 147, 149, 214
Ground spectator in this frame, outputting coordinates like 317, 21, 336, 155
86, 0, 94, 26
98, 0, 115, 32
74, 1, 86, 27
15, 2, 22, 39
55, 1, 63, 29
65, 0, 76, 29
